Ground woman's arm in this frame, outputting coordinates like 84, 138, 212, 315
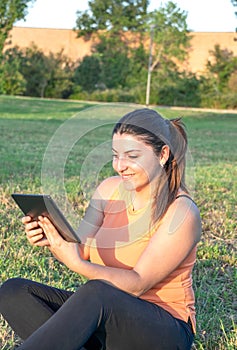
39, 196, 202, 296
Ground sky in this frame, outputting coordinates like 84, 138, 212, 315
15, 0, 237, 32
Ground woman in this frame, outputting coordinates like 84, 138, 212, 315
0, 108, 201, 349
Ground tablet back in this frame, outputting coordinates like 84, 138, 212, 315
11, 193, 80, 243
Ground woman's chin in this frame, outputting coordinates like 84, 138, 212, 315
122, 179, 136, 191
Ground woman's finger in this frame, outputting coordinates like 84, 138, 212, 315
25, 220, 39, 233
27, 232, 44, 243
21, 216, 50, 247
35, 237, 50, 247
22, 216, 32, 224
26, 227, 43, 238
38, 216, 62, 243
27, 233, 50, 247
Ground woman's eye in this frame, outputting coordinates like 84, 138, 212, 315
112, 154, 138, 160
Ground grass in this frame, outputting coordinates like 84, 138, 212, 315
0, 95, 236, 349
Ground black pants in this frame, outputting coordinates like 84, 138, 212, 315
0, 278, 194, 350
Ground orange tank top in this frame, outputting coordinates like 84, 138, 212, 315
88, 187, 197, 332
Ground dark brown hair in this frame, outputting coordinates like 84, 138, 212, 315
112, 108, 188, 224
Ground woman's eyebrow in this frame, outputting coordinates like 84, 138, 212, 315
112, 148, 142, 153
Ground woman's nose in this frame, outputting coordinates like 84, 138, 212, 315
114, 157, 128, 172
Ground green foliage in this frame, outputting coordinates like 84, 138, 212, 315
206, 44, 237, 92
148, 1, 191, 73
70, 87, 137, 103
198, 44, 237, 109
73, 36, 142, 91
152, 71, 201, 107
19, 44, 52, 97
75, 0, 150, 91
74, 55, 101, 92
74, 1, 192, 102
228, 70, 237, 92
71, 71, 201, 107
1, 0, 236, 110
0, 44, 75, 98
95, 35, 131, 89
0, 47, 26, 95
231, 0, 237, 17
76, 0, 149, 37
43, 51, 75, 99
125, 44, 148, 88
0, 0, 34, 54
21, 46, 75, 98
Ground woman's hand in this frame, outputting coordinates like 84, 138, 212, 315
38, 216, 82, 271
22, 216, 49, 247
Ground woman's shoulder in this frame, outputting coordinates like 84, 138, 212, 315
93, 176, 122, 200
158, 192, 200, 225
159, 191, 201, 241
174, 192, 200, 216
169, 192, 200, 220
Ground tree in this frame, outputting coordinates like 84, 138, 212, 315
44, 50, 75, 99
1, 44, 75, 98
231, 0, 237, 35
206, 44, 237, 92
0, 46, 26, 95
75, 0, 149, 90
153, 70, 201, 107
75, 1, 191, 103
125, 44, 148, 87
95, 35, 131, 89
75, 0, 149, 37
231, 0, 237, 16
198, 44, 237, 109
144, 1, 191, 105
148, 1, 191, 74
228, 70, 237, 92
0, 0, 35, 54
74, 55, 101, 92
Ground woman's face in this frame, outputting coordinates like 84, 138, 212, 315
112, 133, 161, 192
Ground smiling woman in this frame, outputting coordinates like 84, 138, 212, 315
0, 108, 202, 350
112, 109, 188, 222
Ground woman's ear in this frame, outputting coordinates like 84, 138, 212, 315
160, 145, 170, 167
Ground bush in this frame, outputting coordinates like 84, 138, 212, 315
0, 49, 26, 95
74, 55, 101, 92
200, 91, 237, 109
0, 45, 75, 99
69, 88, 137, 103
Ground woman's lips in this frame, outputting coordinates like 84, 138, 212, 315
121, 174, 135, 180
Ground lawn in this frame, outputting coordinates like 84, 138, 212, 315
0, 95, 236, 349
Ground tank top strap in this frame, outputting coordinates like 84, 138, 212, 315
176, 194, 197, 206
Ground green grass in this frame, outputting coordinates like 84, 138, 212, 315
0, 95, 236, 349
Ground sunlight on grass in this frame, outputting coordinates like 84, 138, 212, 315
0, 96, 236, 349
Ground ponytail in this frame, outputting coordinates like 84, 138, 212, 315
167, 117, 188, 193
153, 118, 188, 223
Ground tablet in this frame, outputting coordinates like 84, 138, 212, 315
11, 193, 81, 243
